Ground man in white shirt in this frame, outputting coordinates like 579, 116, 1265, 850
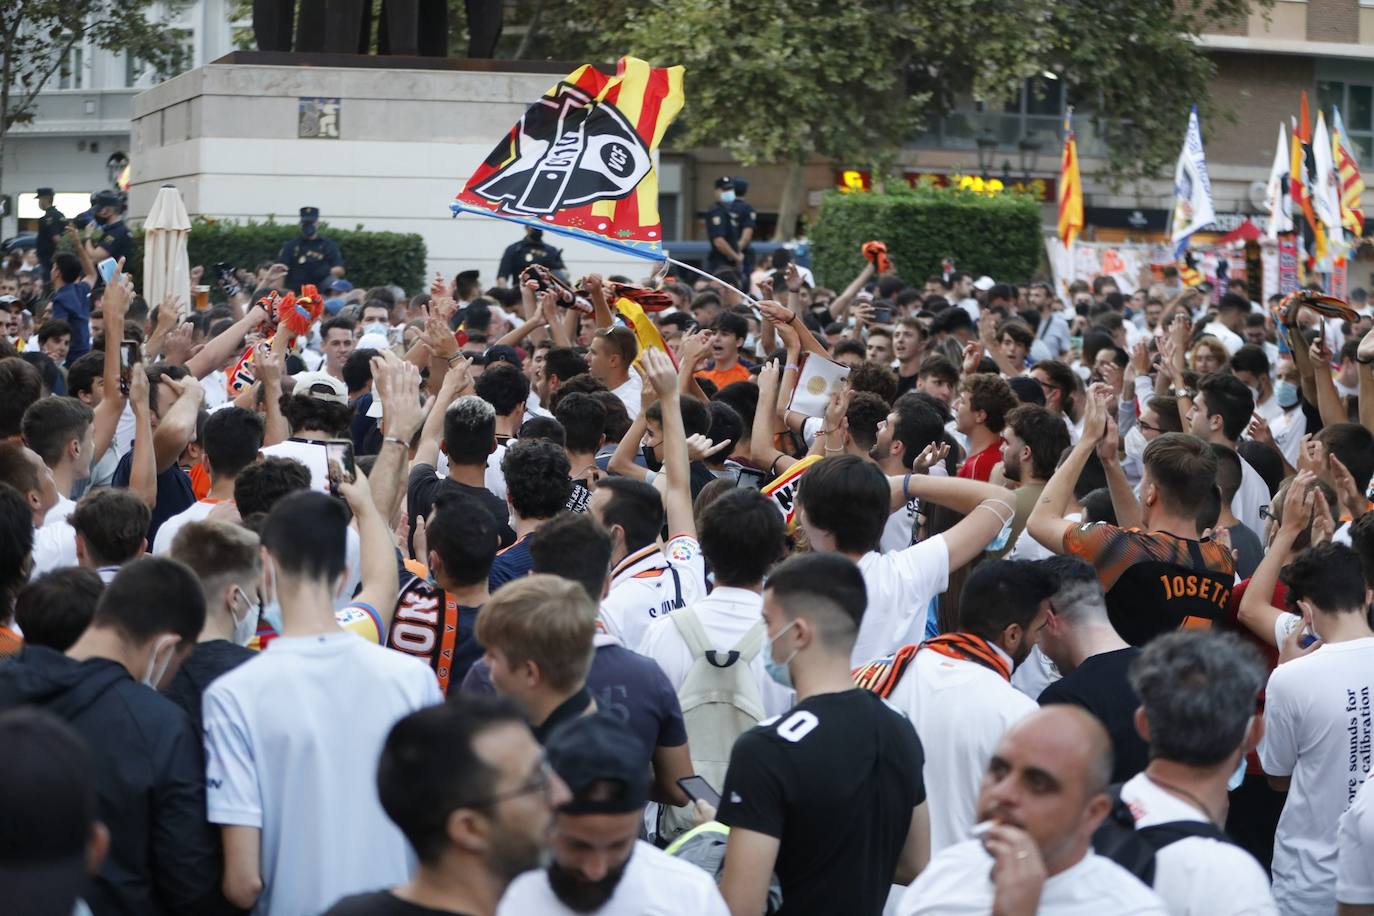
1338, 771, 1374, 913
153, 406, 263, 553
20, 395, 93, 526
498, 714, 729, 915
325, 696, 571, 916
1121, 630, 1277, 915
593, 352, 706, 650
640, 487, 794, 714
1230, 344, 1282, 424
204, 483, 442, 916
0, 441, 77, 575
1200, 293, 1249, 355
259, 371, 356, 492
1183, 372, 1267, 535
869, 559, 1054, 854
793, 453, 1013, 666
588, 325, 643, 420
898, 706, 1167, 915
1259, 542, 1374, 915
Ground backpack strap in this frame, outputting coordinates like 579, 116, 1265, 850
1137, 820, 1233, 850
728, 620, 766, 666
671, 606, 713, 658
670, 608, 765, 669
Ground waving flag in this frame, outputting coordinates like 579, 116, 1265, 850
1333, 105, 1365, 237
1312, 112, 1344, 247
453, 57, 685, 260
614, 296, 676, 368
1264, 122, 1292, 239
1057, 112, 1083, 247
1169, 106, 1216, 258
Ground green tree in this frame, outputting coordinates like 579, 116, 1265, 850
499, 0, 1264, 240
1, 0, 187, 197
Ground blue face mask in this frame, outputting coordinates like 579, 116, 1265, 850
302, 223, 318, 238
260, 562, 284, 634
764, 621, 798, 687
1226, 752, 1248, 792
1275, 379, 1300, 409
719, 190, 736, 204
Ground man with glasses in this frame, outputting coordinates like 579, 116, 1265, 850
326, 697, 571, 916
1028, 359, 1078, 438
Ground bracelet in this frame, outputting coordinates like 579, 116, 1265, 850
902, 472, 912, 501
383, 436, 409, 450
824, 445, 845, 453
446, 353, 466, 364
784, 364, 800, 372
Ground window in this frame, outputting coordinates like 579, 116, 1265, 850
56, 45, 84, 90
1316, 80, 1374, 167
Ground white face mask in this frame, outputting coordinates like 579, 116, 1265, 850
1124, 425, 1148, 463
362, 321, 389, 338
260, 558, 285, 634
142, 635, 179, 688
230, 587, 260, 647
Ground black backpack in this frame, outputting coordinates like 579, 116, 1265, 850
1091, 783, 1236, 886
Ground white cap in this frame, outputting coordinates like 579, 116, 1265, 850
355, 332, 391, 352
973, 275, 995, 292
288, 371, 348, 405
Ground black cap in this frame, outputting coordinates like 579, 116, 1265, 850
483, 344, 523, 369
526, 226, 543, 239
90, 189, 122, 209
546, 714, 650, 815
35, 187, 54, 198
732, 177, 749, 195
456, 269, 481, 284
0, 708, 98, 915
1008, 374, 1046, 406
714, 176, 735, 190
300, 206, 320, 222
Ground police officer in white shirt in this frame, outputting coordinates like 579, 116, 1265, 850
1120, 631, 1277, 916
592, 352, 706, 651
793, 454, 1014, 666
497, 714, 729, 916
898, 706, 1168, 915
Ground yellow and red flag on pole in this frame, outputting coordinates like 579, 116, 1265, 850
1057, 112, 1083, 248
1332, 105, 1365, 237
614, 297, 676, 369
454, 57, 685, 261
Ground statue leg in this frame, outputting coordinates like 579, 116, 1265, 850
465, 0, 503, 58
383, 0, 418, 55
295, 0, 325, 51
416, 0, 448, 57
323, 0, 367, 53
253, 0, 295, 51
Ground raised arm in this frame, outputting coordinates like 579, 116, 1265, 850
256, 337, 289, 447
335, 466, 400, 630
412, 355, 473, 470
1237, 475, 1311, 645
1358, 327, 1374, 433
152, 375, 203, 474
642, 349, 695, 539
585, 273, 615, 330
93, 268, 132, 459
676, 328, 713, 402
365, 354, 426, 528
1286, 322, 1320, 407
894, 472, 1016, 570
1097, 415, 1142, 530
1307, 338, 1346, 428
828, 260, 875, 320
126, 367, 158, 508
185, 303, 268, 380
1029, 384, 1110, 553
66, 225, 98, 286
750, 360, 794, 475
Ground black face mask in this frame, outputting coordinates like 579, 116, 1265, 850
640, 443, 661, 473
546, 853, 632, 913
302, 224, 318, 238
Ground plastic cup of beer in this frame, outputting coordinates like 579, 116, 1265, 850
193, 285, 210, 310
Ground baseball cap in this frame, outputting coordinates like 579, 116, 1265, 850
356, 332, 391, 351
0, 709, 98, 916
325, 278, 353, 294
546, 714, 650, 815
35, 187, 54, 198
483, 344, 523, 369
973, 275, 996, 292
300, 206, 320, 223
289, 371, 348, 405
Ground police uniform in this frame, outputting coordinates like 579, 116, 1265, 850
497, 231, 566, 284
91, 218, 132, 265
730, 193, 758, 277
34, 188, 65, 281
705, 176, 743, 273
278, 207, 343, 291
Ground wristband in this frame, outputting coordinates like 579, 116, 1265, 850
446, 352, 466, 364
384, 436, 409, 450
784, 364, 800, 372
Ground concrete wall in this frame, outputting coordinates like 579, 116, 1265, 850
128, 61, 656, 288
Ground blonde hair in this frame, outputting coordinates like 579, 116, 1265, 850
475, 574, 597, 691
1189, 336, 1228, 372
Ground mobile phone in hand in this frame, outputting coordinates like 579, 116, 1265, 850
98, 257, 119, 285
871, 306, 894, 324
677, 775, 721, 808
119, 341, 139, 395
324, 440, 356, 495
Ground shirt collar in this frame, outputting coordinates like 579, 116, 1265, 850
611, 543, 664, 582
533, 686, 593, 744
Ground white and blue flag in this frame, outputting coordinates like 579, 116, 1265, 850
1170, 106, 1216, 258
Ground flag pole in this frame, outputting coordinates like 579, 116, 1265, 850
664, 256, 758, 304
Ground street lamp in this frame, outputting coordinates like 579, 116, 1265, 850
975, 130, 998, 178
1017, 135, 1043, 180
105, 152, 129, 188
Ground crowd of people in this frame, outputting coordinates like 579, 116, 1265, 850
2, 191, 1374, 916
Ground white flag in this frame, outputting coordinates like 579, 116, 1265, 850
1265, 122, 1293, 239
1312, 111, 1344, 247
1170, 106, 1216, 258
788, 353, 850, 418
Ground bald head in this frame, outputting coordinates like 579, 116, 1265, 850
975, 706, 1114, 873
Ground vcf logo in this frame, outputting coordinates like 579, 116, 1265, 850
472, 82, 651, 217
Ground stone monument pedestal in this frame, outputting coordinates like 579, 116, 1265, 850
129, 53, 654, 283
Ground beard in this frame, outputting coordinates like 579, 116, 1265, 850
546, 850, 633, 913
488, 825, 548, 886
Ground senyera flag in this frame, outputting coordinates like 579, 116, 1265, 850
453, 57, 684, 261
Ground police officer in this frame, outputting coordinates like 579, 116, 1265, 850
729, 176, 758, 278
278, 206, 344, 291
497, 226, 566, 285
80, 189, 132, 266
34, 188, 66, 286
705, 176, 744, 274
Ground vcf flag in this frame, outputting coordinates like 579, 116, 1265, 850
454, 57, 685, 260
1170, 106, 1216, 258
1057, 113, 1083, 247
1332, 105, 1365, 236
1264, 122, 1293, 239
1312, 112, 1344, 247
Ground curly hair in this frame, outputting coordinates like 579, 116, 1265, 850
280, 391, 354, 438
500, 438, 571, 520
958, 373, 1019, 434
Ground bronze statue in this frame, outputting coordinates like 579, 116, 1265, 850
252, 0, 503, 57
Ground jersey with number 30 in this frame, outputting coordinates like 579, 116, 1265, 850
717, 689, 925, 916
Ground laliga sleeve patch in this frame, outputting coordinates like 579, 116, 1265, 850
667, 537, 698, 563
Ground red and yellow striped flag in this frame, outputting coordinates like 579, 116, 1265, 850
1058, 113, 1083, 247
1333, 106, 1365, 237
455, 57, 685, 259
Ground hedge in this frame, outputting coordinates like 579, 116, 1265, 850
121, 217, 427, 300
809, 184, 1045, 291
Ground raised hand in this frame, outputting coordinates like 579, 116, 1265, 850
371, 354, 425, 442
912, 440, 950, 474
641, 347, 677, 399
